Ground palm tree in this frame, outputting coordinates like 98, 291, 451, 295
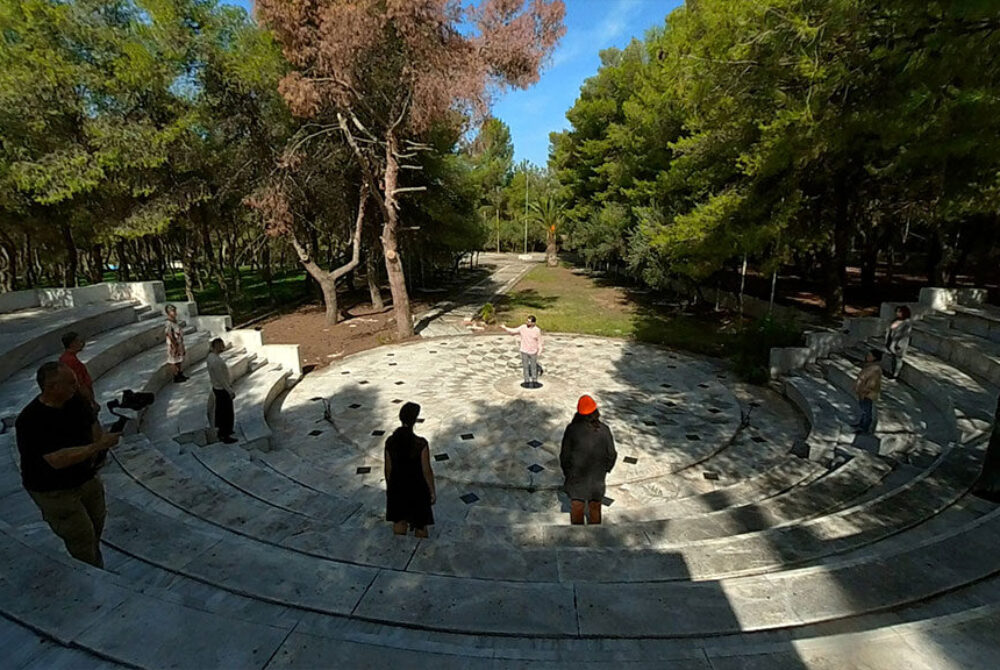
529, 195, 564, 267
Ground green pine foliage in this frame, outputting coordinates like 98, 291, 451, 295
551, 0, 1000, 313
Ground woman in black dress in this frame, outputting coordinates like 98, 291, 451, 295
384, 402, 436, 537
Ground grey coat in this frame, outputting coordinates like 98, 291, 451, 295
885, 319, 912, 357
560, 417, 617, 501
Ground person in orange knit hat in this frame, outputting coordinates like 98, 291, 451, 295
559, 394, 617, 525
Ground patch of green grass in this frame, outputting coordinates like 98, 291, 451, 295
160, 268, 309, 323
495, 264, 738, 358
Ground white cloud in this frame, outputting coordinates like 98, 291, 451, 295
551, 0, 650, 68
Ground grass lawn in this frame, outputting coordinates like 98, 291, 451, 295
161, 269, 309, 324
494, 264, 742, 359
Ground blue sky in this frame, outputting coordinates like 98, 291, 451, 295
226, 0, 681, 167
493, 0, 682, 166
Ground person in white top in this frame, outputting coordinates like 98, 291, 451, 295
206, 338, 237, 444
501, 315, 544, 389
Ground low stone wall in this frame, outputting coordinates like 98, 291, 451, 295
2, 281, 165, 312
107, 281, 166, 306
769, 330, 846, 378
769, 286, 989, 379
226, 328, 302, 379
0, 289, 40, 313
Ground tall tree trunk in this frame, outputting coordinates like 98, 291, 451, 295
199, 214, 231, 313
381, 131, 414, 338
0, 229, 17, 291
90, 244, 105, 285
115, 239, 130, 281
261, 242, 274, 304
738, 254, 748, 316
0, 242, 14, 292
60, 221, 78, 287
182, 241, 197, 304
927, 230, 945, 286
287, 184, 368, 325
366, 251, 384, 310
24, 233, 35, 288
546, 225, 557, 267
860, 233, 878, 292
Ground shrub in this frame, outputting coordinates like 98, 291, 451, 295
733, 315, 803, 384
477, 302, 496, 324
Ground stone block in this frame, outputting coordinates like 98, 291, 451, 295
844, 316, 882, 341
0, 289, 39, 313
106, 280, 165, 305
957, 287, 988, 306
192, 314, 230, 337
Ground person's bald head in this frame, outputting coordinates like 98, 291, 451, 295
36, 362, 78, 404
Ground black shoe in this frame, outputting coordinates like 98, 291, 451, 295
531, 381, 542, 388
174, 374, 189, 383
520, 381, 531, 388
220, 436, 238, 444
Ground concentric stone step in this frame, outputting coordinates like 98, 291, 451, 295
0, 301, 138, 384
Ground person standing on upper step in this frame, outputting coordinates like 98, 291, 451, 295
854, 349, 883, 434
501, 315, 543, 388
59, 331, 99, 417
164, 304, 187, 383
206, 338, 237, 444
15, 362, 120, 568
560, 395, 617, 525
884, 305, 912, 380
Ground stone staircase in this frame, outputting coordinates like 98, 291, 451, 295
0, 281, 998, 667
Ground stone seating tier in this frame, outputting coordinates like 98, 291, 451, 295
2, 281, 999, 667
0, 318, 166, 424
3, 431, 995, 642
0, 302, 138, 384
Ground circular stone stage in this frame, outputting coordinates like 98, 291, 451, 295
274, 335, 792, 512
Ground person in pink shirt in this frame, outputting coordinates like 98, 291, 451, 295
501, 315, 544, 388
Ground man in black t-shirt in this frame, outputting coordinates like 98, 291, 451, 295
15, 362, 119, 567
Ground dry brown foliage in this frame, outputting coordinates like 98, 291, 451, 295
256, 0, 566, 134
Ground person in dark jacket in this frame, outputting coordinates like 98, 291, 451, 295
384, 402, 436, 537
560, 394, 617, 525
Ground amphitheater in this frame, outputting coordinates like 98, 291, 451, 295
1, 279, 999, 668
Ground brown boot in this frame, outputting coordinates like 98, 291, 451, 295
587, 501, 602, 525
570, 499, 585, 525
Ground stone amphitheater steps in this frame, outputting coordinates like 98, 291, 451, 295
94, 328, 211, 408
0, 522, 297, 669
62, 449, 1000, 640
0, 611, 128, 670
21, 488, 990, 670
140, 346, 257, 446
913, 315, 1000, 386
845, 341, 998, 443
234, 364, 292, 450
0, 318, 165, 424
0, 302, 138, 383
220, 422, 824, 528
821, 354, 953, 450
104, 427, 986, 587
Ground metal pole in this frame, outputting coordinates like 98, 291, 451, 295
524, 171, 529, 254
769, 270, 777, 314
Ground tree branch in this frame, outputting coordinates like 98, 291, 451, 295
331, 182, 369, 281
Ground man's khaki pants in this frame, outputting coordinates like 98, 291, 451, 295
28, 476, 106, 568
